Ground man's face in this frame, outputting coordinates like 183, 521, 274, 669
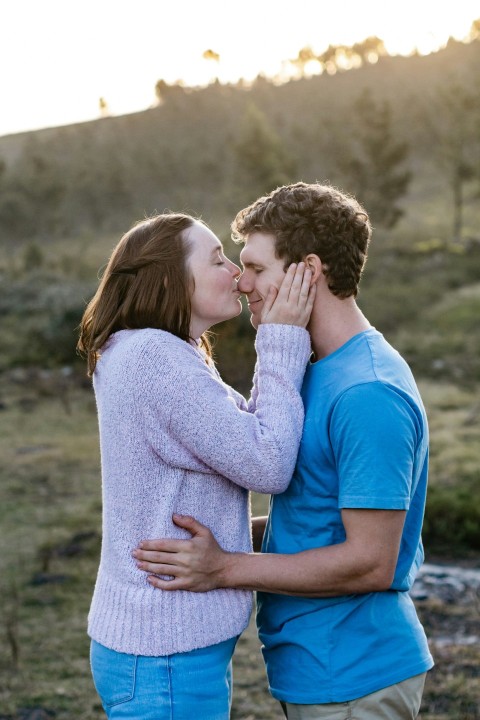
238, 232, 286, 329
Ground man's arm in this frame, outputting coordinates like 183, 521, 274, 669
133, 508, 405, 596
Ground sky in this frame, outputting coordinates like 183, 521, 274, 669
1, 0, 479, 138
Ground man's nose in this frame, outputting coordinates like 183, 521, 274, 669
237, 273, 252, 294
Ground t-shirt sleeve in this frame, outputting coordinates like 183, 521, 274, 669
330, 382, 421, 510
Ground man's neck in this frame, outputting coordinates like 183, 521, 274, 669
308, 294, 371, 361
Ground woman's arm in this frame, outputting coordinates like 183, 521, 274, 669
144, 324, 310, 494
140, 266, 313, 494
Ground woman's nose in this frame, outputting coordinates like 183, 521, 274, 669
230, 261, 241, 278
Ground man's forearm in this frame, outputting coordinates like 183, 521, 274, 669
220, 543, 394, 597
220, 508, 405, 596
135, 509, 404, 595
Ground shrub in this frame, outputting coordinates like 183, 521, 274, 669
423, 478, 480, 555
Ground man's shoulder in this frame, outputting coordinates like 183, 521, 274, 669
304, 328, 423, 412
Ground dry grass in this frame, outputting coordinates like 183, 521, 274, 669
0, 379, 478, 719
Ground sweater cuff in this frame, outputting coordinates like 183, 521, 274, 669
255, 324, 312, 369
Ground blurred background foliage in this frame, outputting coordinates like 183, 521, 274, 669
1, 31, 480, 720
1, 34, 480, 559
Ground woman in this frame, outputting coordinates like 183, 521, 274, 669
77, 212, 314, 719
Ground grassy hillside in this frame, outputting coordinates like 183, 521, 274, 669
0, 37, 479, 241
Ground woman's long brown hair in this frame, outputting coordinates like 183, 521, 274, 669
77, 213, 211, 375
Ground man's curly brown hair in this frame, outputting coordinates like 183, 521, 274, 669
231, 182, 372, 298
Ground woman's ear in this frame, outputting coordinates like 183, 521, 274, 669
303, 254, 323, 284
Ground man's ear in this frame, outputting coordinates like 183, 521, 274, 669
303, 254, 323, 284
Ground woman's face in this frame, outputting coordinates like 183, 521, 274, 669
187, 221, 242, 338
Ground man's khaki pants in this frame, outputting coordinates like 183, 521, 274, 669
281, 672, 427, 719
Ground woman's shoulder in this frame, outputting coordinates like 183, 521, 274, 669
114, 328, 208, 369
96, 329, 214, 393
108, 328, 191, 352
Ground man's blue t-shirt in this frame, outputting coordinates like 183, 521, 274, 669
256, 329, 434, 703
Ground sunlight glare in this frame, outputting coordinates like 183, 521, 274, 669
0, 0, 478, 137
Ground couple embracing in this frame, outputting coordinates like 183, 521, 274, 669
78, 182, 433, 720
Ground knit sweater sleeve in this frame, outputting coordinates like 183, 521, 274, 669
209, 364, 250, 412
226, 360, 260, 413
139, 325, 311, 494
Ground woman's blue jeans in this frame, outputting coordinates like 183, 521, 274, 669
90, 636, 237, 719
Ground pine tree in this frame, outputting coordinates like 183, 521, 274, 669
233, 103, 295, 206
343, 88, 411, 229
423, 79, 480, 242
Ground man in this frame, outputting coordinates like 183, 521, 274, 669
133, 183, 434, 719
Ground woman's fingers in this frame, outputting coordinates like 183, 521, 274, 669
261, 285, 278, 319
260, 262, 314, 327
277, 263, 312, 307
275, 262, 299, 302
291, 266, 312, 306
288, 262, 308, 304
300, 266, 313, 301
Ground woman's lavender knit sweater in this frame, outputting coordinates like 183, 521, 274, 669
87, 323, 311, 656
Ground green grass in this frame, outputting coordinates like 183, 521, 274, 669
1, 226, 480, 717
0, 387, 102, 718
0, 373, 479, 718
